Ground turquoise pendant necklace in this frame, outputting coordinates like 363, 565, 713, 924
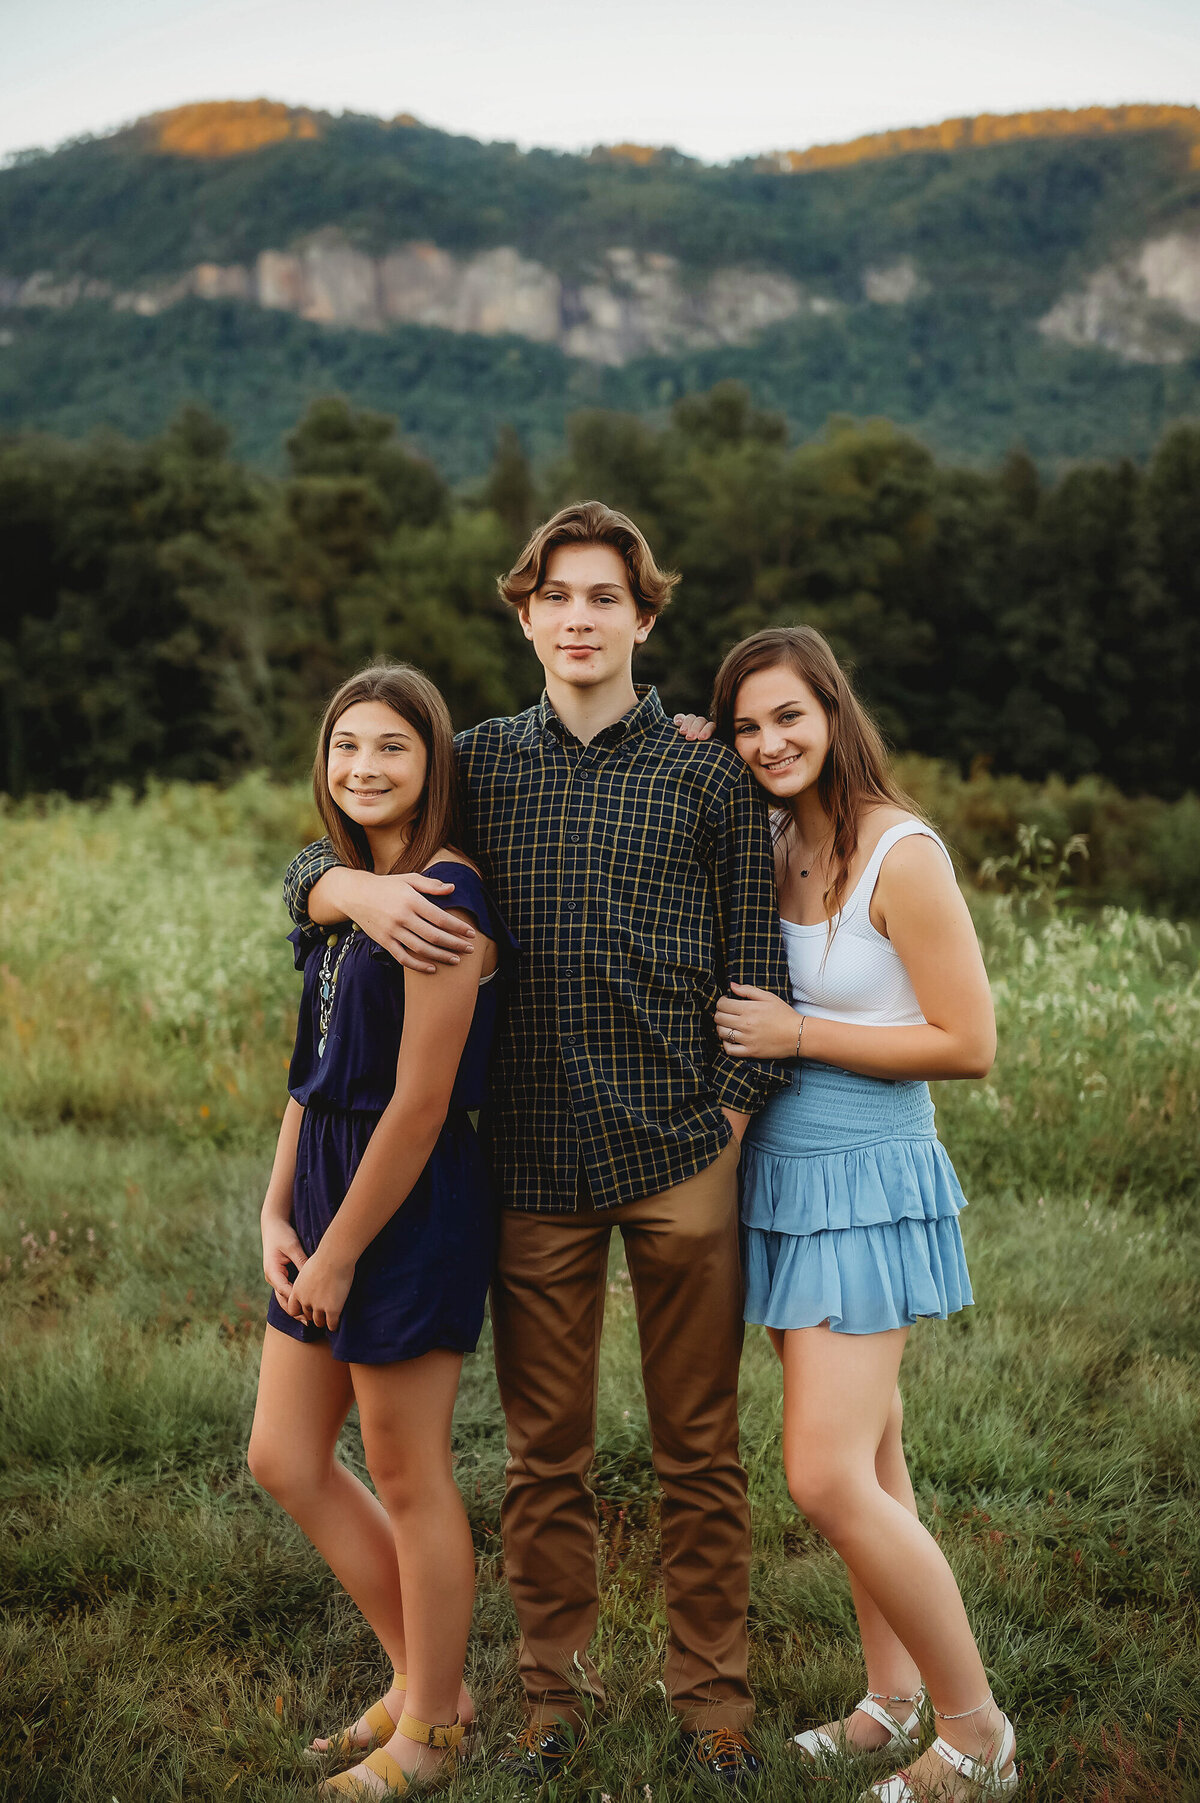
317, 926, 357, 1058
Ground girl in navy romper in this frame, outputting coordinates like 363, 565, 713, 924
247, 664, 515, 1801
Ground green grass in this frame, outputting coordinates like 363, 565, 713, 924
1, 783, 1198, 1800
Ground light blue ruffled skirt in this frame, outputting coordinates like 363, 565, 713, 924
740, 1061, 973, 1335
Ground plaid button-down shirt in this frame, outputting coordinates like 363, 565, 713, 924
284, 685, 789, 1213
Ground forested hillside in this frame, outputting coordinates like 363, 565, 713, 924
4, 389, 1198, 849
4, 108, 1198, 834
4, 100, 1197, 287
2, 103, 1200, 474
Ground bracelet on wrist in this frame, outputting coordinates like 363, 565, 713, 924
794, 1015, 806, 1060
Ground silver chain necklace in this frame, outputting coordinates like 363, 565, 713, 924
317, 926, 357, 1057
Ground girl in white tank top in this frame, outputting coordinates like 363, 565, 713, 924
779, 818, 958, 1028
689, 627, 1016, 1801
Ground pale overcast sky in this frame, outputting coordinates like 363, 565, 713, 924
2, 0, 1198, 166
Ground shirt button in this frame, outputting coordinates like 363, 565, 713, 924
564, 1035, 576, 1046
562, 968, 575, 979
566, 900, 577, 911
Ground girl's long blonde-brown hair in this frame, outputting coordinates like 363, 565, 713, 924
711, 626, 927, 924
312, 663, 466, 875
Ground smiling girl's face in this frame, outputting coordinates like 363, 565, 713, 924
327, 700, 428, 841
730, 663, 831, 802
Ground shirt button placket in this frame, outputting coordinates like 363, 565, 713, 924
560, 753, 591, 1082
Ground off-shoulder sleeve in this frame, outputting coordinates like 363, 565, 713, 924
422, 861, 520, 963
287, 924, 325, 971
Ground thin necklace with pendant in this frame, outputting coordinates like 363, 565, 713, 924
794, 829, 828, 880
317, 925, 357, 1057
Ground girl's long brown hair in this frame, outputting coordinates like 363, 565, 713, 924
710, 626, 927, 925
312, 663, 466, 875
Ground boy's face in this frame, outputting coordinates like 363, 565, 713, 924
520, 543, 654, 689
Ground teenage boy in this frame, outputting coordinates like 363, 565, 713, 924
283, 502, 788, 1786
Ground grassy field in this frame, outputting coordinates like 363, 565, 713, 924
1, 780, 1198, 1802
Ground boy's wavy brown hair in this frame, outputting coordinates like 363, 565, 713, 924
312, 663, 466, 876
498, 500, 679, 616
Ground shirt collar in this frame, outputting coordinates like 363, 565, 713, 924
537, 684, 667, 747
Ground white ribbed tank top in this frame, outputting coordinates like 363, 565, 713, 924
781, 820, 954, 1027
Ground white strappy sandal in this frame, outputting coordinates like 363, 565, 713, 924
864, 1702, 1018, 1801
792, 1689, 925, 1769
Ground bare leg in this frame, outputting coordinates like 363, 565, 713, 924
248, 1328, 471, 1750
845, 1389, 925, 1746
249, 1327, 408, 1718
779, 1325, 1014, 1789
768, 1330, 922, 1751
332, 1350, 473, 1796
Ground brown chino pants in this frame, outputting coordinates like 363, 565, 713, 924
490, 1136, 752, 1733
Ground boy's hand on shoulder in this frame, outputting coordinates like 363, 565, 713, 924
287, 1247, 355, 1332
337, 870, 477, 973
715, 982, 799, 1060
672, 712, 715, 743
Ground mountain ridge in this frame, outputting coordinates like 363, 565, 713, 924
29, 96, 1199, 170
2, 100, 1200, 476
768, 103, 1200, 172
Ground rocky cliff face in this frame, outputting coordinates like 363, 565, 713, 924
12, 217, 1200, 372
0, 233, 831, 366
1038, 231, 1200, 363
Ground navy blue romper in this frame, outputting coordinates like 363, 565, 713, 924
266, 861, 516, 1364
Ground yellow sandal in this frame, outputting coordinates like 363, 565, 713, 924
319, 1711, 465, 1797
309, 1675, 405, 1761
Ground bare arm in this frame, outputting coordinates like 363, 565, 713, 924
721, 1107, 752, 1144
259, 1097, 309, 1312
308, 865, 477, 973
715, 836, 996, 1082
286, 915, 490, 1330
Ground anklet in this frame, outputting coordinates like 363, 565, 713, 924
933, 1693, 994, 1721
866, 1691, 921, 1704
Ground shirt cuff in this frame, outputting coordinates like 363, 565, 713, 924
283, 839, 339, 928
712, 1056, 790, 1115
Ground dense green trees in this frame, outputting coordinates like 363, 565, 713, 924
4, 290, 1200, 484
0, 406, 277, 793
1, 386, 1196, 806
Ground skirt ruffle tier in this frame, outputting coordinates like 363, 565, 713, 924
740, 1061, 973, 1336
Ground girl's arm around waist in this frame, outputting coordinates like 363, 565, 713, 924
715, 835, 996, 1083
287, 911, 491, 1331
